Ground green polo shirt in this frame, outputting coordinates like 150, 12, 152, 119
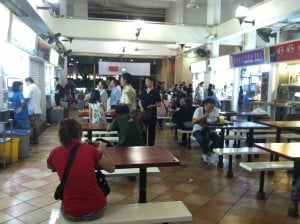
110, 114, 144, 146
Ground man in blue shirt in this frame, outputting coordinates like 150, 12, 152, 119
109, 78, 121, 109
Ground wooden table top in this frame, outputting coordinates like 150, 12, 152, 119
106, 146, 180, 168
258, 121, 300, 129
219, 111, 268, 117
80, 122, 109, 131
254, 143, 300, 160
201, 121, 270, 130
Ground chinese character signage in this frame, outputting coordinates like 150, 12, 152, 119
270, 40, 300, 63
232, 49, 265, 67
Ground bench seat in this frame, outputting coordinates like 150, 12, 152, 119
82, 137, 119, 144
157, 116, 172, 120
239, 161, 293, 199
47, 201, 192, 224
214, 147, 268, 178
254, 133, 300, 142
103, 167, 160, 177
82, 131, 118, 137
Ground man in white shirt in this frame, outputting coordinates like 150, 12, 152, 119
24, 77, 42, 144
120, 73, 137, 113
192, 97, 221, 164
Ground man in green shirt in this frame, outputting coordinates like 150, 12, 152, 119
108, 104, 144, 146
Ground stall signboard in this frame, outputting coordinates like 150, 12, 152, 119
232, 48, 265, 67
10, 15, 36, 56
209, 55, 231, 70
270, 40, 300, 63
49, 48, 59, 66
0, 3, 10, 41
190, 60, 207, 73
98, 61, 150, 76
36, 37, 50, 62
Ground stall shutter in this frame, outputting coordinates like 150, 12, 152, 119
29, 58, 46, 123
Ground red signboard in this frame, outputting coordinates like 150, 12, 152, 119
108, 66, 119, 72
270, 40, 300, 63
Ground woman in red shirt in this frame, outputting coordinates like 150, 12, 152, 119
47, 118, 115, 221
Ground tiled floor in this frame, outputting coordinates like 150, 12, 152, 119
1, 116, 300, 223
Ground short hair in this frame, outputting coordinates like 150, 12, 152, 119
199, 81, 204, 86
58, 118, 82, 147
115, 104, 129, 115
12, 81, 23, 93
97, 79, 107, 89
89, 89, 100, 104
202, 97, 215, 106
121, 72, 132, 84
55, 77, 59, 81
25, 77, 34, 83
110, 77, 117, 84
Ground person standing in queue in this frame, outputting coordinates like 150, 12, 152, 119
47, 118, 115, 221
24, 77, 42, 145
96, 80, 109, 112
12, 81, 30, 129
108, 77, 121, 110
138, 77, 161, 146
119, 73, 137, 113
54, 77, 64, 106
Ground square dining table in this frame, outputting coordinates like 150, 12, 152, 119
200, 121, 270, 177
254, 142, 300, 217
105, 146, 180, 203
80, 122, 110, 141
257, 121, 300, 161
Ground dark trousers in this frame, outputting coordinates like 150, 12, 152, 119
142, 118, 157, 146
193, 130, 221, 154
55, 95, 61, 106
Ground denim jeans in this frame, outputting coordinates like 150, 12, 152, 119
16, 119, 30, 130
193, 129, 221, 154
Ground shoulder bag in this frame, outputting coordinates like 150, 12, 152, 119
54, 143, 81, 200
94, 138, 112, 196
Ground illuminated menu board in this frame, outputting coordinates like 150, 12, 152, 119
49, 48, 59, 66
0, 3, 10, 41
10, 15, 36, 55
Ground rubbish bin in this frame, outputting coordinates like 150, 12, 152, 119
5, 129, 30, 159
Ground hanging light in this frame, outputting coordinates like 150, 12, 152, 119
235, 4, 255, 26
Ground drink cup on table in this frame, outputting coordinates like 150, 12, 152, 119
219, 115, 225, 124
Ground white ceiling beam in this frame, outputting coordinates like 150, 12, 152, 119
48, 18, 209, 44
64, 40, 178, 58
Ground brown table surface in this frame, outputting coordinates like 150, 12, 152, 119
258, 121, 300, 129
105, 146, 180, 203
80, 122, 109, 131
254, 143, 300, 161
106, 146, 180, 168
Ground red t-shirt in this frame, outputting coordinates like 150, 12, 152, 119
47, 139, 106, 216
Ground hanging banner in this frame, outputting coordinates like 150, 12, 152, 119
232, 48, 265, 67
270, 40, 300, 63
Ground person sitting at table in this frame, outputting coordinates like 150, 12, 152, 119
172, 97, 195, 146
47, 118, 115, 221
192, 98, 221, 164
89, 89, 105, 123
108, 104, 144, 146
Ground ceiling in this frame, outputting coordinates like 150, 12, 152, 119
2, 0, 300, 63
